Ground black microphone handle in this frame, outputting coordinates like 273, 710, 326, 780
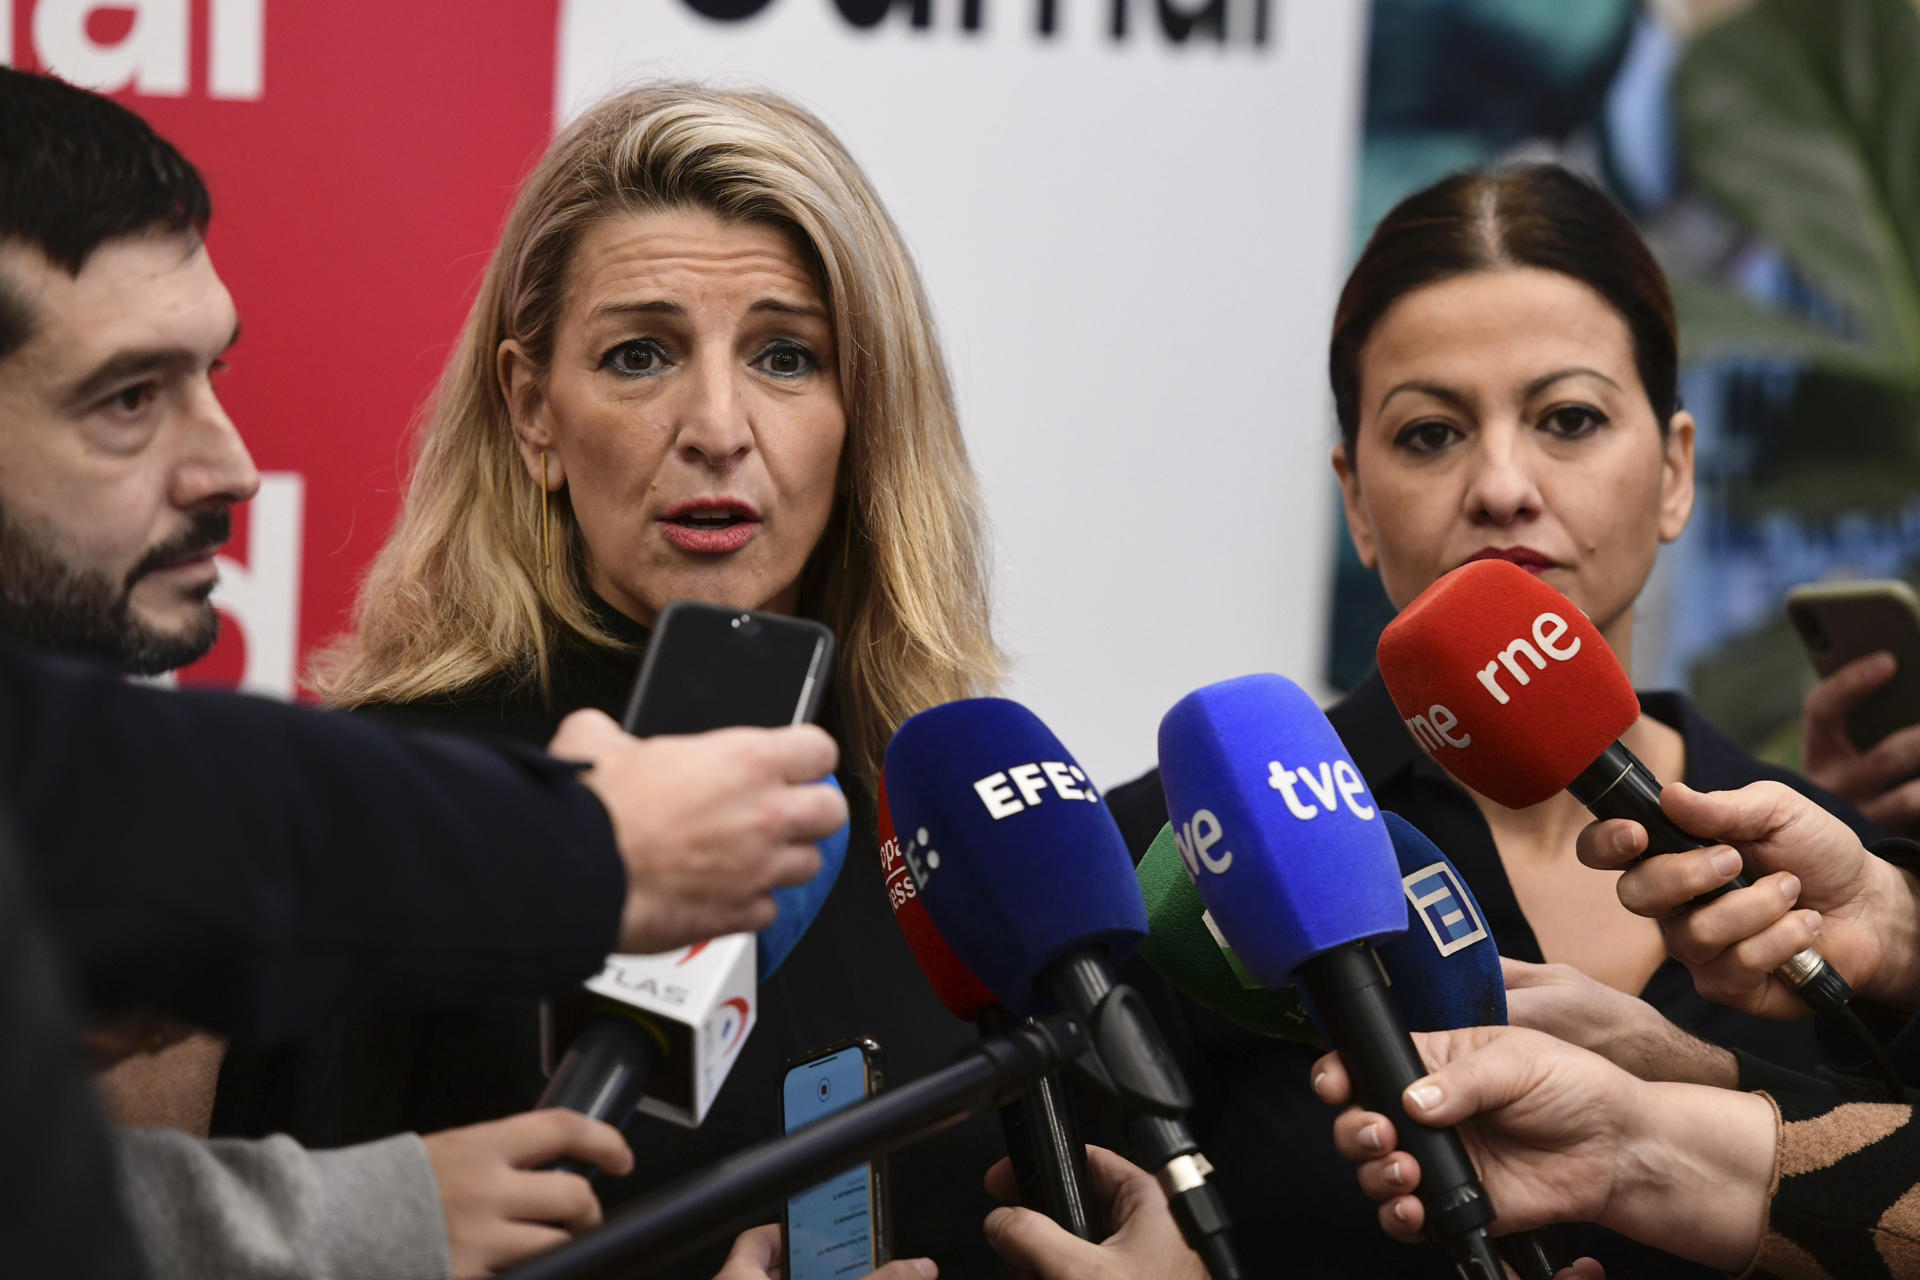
1126, 1113, 1243, 1280
503, 1015, 1087, 1280
1569, 742, 1851, 1010
536, 1014, 664, 1179
977, 1005, 1098, 1239
1298, 943, 1501, 1274
1042, 950, 1244, 1280
1569, 743, 1730, 864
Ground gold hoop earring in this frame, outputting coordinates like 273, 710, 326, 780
539, 451, 552, 577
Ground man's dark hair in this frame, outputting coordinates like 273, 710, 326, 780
0, 68, 211, 360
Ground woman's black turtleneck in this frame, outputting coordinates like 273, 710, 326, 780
211, 597, 1011, 1278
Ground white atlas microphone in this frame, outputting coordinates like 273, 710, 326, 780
540, 934, 759, 1129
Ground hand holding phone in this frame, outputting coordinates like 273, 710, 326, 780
536, 601, 842, 1166
716, 1224, 933, 1280
1789, 581, 1920, 832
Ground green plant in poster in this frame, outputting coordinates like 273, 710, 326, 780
1674, 0, 1920, 395
1674, 0, 1920, 759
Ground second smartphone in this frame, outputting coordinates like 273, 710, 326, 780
781, 1039, 888, 1280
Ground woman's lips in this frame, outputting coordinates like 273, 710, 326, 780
658, 498, 762, 555
1462, 547, 1558, 576
660, 520, 760, 554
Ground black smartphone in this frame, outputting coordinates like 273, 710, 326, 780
623, 601, 834, 735
537, 602, 834, 1114
780, 1038, 889, 1279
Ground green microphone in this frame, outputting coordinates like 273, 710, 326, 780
1137, 823, 1316, 1041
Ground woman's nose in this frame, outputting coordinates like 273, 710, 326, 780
1462, 429, 1543, 525
673, 357, 753, 471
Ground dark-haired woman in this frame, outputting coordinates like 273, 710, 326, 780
1106, 163, 1882, 1278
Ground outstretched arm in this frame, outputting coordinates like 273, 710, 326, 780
1312, 1026, 1774, 1272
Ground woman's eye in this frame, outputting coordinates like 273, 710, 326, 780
602, 340, 668, 377
755, 342, 817, 379
1393, 420, 1459, 455
1541, 405, 1606, 438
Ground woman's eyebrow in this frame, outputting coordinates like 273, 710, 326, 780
1524, 366, 1622, 397
1378, 379, 1469, 415
588, 299, 683, 324
749, 298, 827, 321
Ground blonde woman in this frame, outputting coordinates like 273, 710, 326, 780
212, 85, 1004, 1278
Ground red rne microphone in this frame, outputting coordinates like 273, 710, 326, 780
1376, 558, 1855, 1025
879, 769, 1098, 1241
1375, 559, 1637, 809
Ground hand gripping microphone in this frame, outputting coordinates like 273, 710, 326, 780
1158, 674, 1506, 1280
537, 780, 849, 1154
879, 768, 1098, 1240
1374, 559, 1857, 1025
885, 699, 1243, 1280
1382, 813, 1561, 1280
1143, 811, 1559, 1280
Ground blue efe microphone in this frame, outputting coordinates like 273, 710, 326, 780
883, 701, 1143, 1011
886, 698, 1242, 1280
1159, 675, 1505, 1280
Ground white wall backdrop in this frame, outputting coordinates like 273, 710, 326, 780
559, 0, 1368, 784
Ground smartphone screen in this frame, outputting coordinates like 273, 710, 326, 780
782, 1045, 881, 1279
624, 602, 833, 737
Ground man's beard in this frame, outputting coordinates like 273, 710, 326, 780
0, 504, 229, 676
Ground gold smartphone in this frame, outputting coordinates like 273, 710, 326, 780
1786, 579, 1920, 751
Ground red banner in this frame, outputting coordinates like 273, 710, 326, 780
7, 0, 560, 693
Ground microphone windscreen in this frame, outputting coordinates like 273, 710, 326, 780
878, 766, 997, 1021
1378, 812, 1506, 1030
884, 698, 1147, 1014
759, 776, 847, 982
1138, 824, 1317, 1040
1375, 560, 1638, 809
1157, 674, 1405, 988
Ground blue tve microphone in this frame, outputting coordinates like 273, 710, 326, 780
1159, 675, 1505, 1280
885, 698, 1242, 1280
1143, 809, 1505, 1039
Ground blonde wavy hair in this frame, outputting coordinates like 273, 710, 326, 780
314, 83, 1001, 783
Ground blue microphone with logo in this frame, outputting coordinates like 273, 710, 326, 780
886, 698, 1242, 1280
1159, 675, 1505, 1280
1381, 812, 1504, 1028
1142, 808, 1506, 1039
1383, 814, 1560, 1280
